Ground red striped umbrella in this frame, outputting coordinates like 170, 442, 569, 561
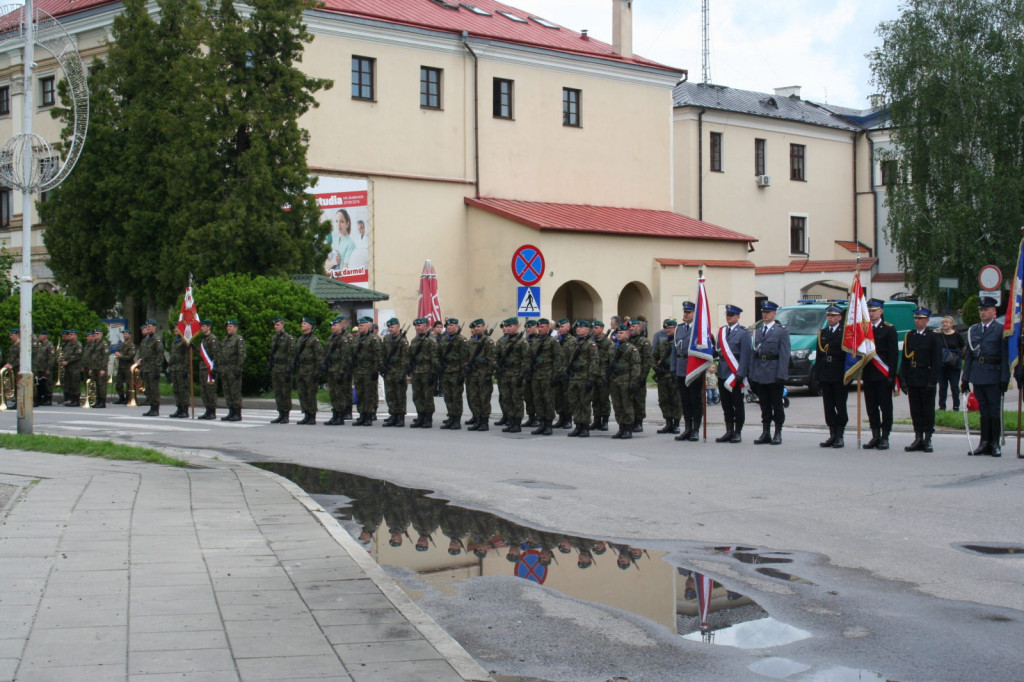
417, 260, 443, 326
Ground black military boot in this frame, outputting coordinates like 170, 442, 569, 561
568, 423, 582, 437
296, 412, 311, 425
198, 409, 216, 420
465, 415, 479, 426
494, 413, 508, 427
552, 414, 567, 429
306, 412, 317, 425
715, 422, 734, 443
97, 398, 107, 408
905, 433, 923, 452
220, 408, 234, 421
360, 413, 373, 426
988, 418, 1002, 457
588, 416, 601, 430
577, 425, 589, 438
439, 415, 453, 429
771, 425, 783, 445
612, 425, 632, 439
688, 420, 701, 441
922, 432, 934, 453
819, 425, 836, 448
270, 411, 286, 424
832, 429, 845, 449
476, 419, 489, 432
279, 411, 289, 424
504, 419, 521, 433
447, 417, 461, 430
419, 414, 432, 429
524, 414, 540, 427
143, 404, 159, 417
598, 416, 610, 431
632, 419, 643, 433
393, 415, 405, 427
352, 413, 367, 426
657, 418, 675, 434
410, 414, 422, 428
729, 426, 742, 443
753, 423, 772, 445
381, 415, 397, 427
675, 419, 692, 442
877, 427, 890, 450
863, 427, 880, 449
227, 409, 242, 422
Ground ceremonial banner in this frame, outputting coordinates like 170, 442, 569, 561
841, 271, 877, 384
685, 274, 714, 386
177, 286, 201, 342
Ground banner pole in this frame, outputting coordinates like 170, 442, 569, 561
857, 371, 863, 449
189, 345, 194, 418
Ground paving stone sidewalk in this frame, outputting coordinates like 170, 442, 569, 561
0, 450, 491, 682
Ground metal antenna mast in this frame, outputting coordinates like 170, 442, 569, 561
701, 0, 711, 84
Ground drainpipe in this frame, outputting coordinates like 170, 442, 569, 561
867, 132, 879, 263
698, 107, 705, 221
852, 131, 859, 250
462, 32, 480, 198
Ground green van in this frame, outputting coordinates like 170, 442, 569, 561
775, 300, 917, 394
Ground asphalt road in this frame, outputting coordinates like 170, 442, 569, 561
5, 389, 1023, 682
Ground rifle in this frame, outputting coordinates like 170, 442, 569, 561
379, 325, 410, 376
405, 331, 432, 376
463, 327, 495, 377
319, 333, 340, 377
563, 336, 587, 384
437, 326, 463, 375
495, 331, 524, 377
268, 332, 282, 373
290, 333, 311, 377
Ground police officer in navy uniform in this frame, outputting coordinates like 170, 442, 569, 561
899, 307, 942, 452
670, 301, 704, 441
749, 300, 791, 445
961, 296, 1009, 457
863, 299, 897, 450
816, 304, 849, 448
715, 304, 751, 443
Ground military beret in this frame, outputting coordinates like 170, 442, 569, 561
525, 320, 538, 328
537, 318, 550, 325
145, 318, 158, 326
825, 305, 843, 315
413, 317, 429, 325
199, 319, 212, 326
8, 328, 18, 334
92, 328, 104, 334
330, 316, 346, 325
618, 323, 630, 332
415, 544, 429, 553
37, 330, 48, 336
663, 319, 677, 328
121, 329, 130, 334
725, 304, 743, 315
978, 296, 998, 309
556, 318, 570, 326
502, 317, 516, 326
386, 317, 400, 327
357, 316, 373, 324
302, 316, 315, 326
470, 318, 485, 327
592, 320, 605, 328
760, 300, 779, 312
445, 317, 459, 325
271, 316, 284, 323
576, 319, 592, 329
681, 301, 696, 312
867, 298, 885, 309
226, 319, 239, 326
913, 307, 931, 318
66, 329, 77, 334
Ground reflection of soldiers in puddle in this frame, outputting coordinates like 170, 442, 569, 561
614, 545, 647, 571
440, 506, 473, 556
382, 482, 414, 547
410, 495, 445, 552
341, 475, 386, 546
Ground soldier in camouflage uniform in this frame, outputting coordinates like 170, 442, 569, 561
321, 316, 353, 425
113, 329, 135, 404
268, 317, 295, 424
438, 318, 468, 430
566, 320, 600, 438
351, 316, 382, 425
380, 318, 409, 427
196, 320, 219, 420
3, 329, 18, 408
653, 320, 682, 434
137, 321, 163, 416
464, 319, 495, 431
588, 320, 612, 431
528, 318, 558, 435
167, 327, 190, 417
407, 317, 437, 428
494, 318, 528, 433
629, 318, 652, 432
61, 329, 86, 407
293, 317, 324, 425
218, 319, 246, 421
33, 330, 55, 406
521, 320, 539, 427
607, 323, 641, 439
552, 318, 573, 429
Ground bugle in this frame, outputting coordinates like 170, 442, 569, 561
55, 341, 63, 387
0, 366, 14, 410
127, 361, 143, 407
83, 378, 97, 409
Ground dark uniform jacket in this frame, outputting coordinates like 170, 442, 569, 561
716, 324, 752, 384
962, 321, 1009, 387
815, 324, 846, 383
899, 328, 941, 388
863, 320, 897, 383
749, 323, 790, 384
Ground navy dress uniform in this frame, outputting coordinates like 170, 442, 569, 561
670, 301, 705, 442
863, 299, 897, 450
961, 296, 1009, 457
816, 305, 849, 448
899, 308, 942, 452
749, 301, 791, 445
715, 304, 752, 443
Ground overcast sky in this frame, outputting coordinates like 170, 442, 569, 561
508, 0, 904, 108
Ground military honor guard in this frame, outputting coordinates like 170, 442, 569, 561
464, 319, 495, 431
380, 318, 409, 427
607, 323, 641, 439
816, 305, 848, 448
438, 318, 468, 429
629, 318, 652, 433
197, 320, 219, 420
653, 320, 682, 434
113, 329, 135, 405
322, 316, 353, 425
671, 301, 704, 442
268, 317, 295, 424
552, 318, 574, 429
494, 318, 527, 432
961, 296, 1009, 457
863, 299, 897, 450
168, 327, 190, 417
3, 329, 18, 407
521, 320, 540, 427
588, 321, 613, 432
750, 301, 791, 445
407, 317, 437, 428
715, 305, 751, 443
566, 320, 600, 438
219, 319, 246, 421
137, 322, 162, 415
351, 316, 383, 425
899, 307, 942, 452
33, 330, 55, 406
294, 317, 324, 425
528, 318, 558, 435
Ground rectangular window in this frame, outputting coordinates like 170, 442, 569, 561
0, 188, 10, 228
493, 78, 513, 119
420, 67, 442, 109
351, 56, 375, 101
790, 143, 806, 181
879, 159, 898, 186
562, 87, 581, 127
0, 86, 9, 116
790, 216, 807, 255
40, 76, 55, 107
709, 132, 723, 172
754, 138, 766, 176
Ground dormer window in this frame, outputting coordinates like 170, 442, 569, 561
497, 10, 527, 23
460, 3, 491, 15
530, 17, 559, 29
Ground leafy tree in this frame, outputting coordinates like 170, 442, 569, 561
0, 291, 105, 360
40, 0, 332, 312
869, 0, 1024, 305
189, 274, 332, 393
0, 246, 15, 300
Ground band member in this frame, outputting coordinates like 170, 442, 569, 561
863, 299, 897, 450
816, 305, 848, 448
900, 308, 941, 452
749, 301, 791, 445
961, 296, 1009, 457
715, 305, 751, 443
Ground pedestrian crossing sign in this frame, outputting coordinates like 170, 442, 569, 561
517, 286, 540, 317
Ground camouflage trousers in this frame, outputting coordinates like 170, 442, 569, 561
327, 372, 350, 412
200, 377, 217, 411
219, 370, 242, 410
656, 375, 682, 420
497, 375, 523, 420
296, 371, 318, 414
411, 374, 434, 416
441, 372, 464, 418
142, 369, 160, 407
271, 369, 292, 413
609, 377, 634, 428
631, 373, 648, 421
353, 370, 377, 415
465, 373, 492, 419
591, 379, 610, 418
530, 373, 555, 420
169, 369, 189, 406
383, 372, 407, 416
568, 379, 592, 426
90, 369, 110, 402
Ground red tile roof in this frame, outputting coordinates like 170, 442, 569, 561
835, 240, 872, 254
656, 259, 756, 269
466, 197, 756, 242
754, 258, 878, 276
40, 0, 683, 75
872, 272, 906, 283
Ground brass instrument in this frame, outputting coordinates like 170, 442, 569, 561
55, 341, 63, 387
0, 366, 14, 410
83, 378, 97, 409
127, 360, 143, 407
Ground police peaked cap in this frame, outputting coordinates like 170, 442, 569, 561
825, 305, 843, 315
725, 304, 743, 315
760, 301, 779, 311
681, 301, 696, 312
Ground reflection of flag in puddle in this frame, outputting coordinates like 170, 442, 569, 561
694, 572, 714, 633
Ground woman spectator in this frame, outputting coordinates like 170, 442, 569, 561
937, 316, 966, 411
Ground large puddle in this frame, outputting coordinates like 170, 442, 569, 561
254, 462, 815, 645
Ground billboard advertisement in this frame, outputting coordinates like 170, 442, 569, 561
313, 176, 370, 287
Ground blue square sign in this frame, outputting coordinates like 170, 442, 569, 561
517, 287, 540, 317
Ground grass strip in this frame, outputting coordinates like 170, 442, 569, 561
897, 410, 1024, 432
0, 433, 189, 467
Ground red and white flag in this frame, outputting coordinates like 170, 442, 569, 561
694, 572, 714, 633
685, 274, 714, 386
177, 286, 201, 343
841, 270, 878, 384
417, 260, 443, 327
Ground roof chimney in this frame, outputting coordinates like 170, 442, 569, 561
612, 0, 633, 59
774, 85, 801, 99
